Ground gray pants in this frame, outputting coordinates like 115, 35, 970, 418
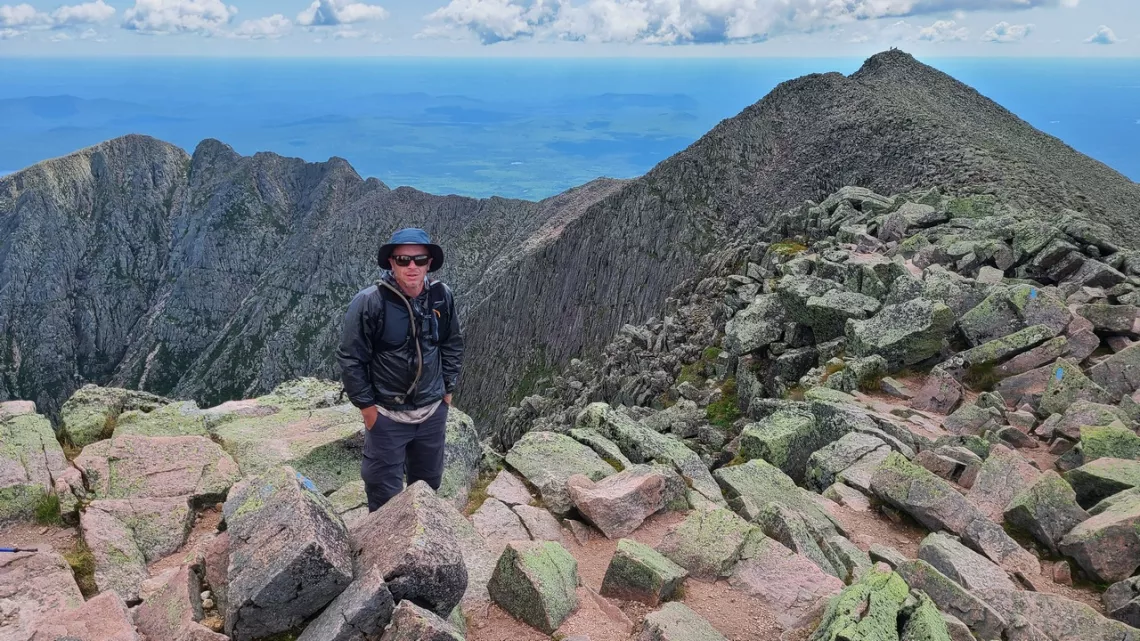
361, 403, 448, 511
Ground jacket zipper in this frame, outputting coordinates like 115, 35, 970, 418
376, 278, 424, 401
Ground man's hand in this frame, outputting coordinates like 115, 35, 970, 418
361, 405, 378, 431
443, 394, 452, 406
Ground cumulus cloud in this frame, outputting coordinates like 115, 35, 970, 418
0, 0, 113, 43
52, 1, 115, 25
422, 0, 1082, 44
982, 21, 1033, 43
1084, 25, 1119, 45
917, 19, 967, 42
0, 3, 43, 27
297, 0, 388, 27
231, 13, 291, 39
121, 0, 237, 34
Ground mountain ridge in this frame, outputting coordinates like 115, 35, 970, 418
2, 49, 1139, 430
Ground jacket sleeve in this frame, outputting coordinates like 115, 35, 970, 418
337, 290, 377, 409
439, 285, 464, 394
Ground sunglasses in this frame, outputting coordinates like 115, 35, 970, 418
391, 254, 431, 267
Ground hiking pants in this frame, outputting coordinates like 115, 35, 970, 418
361, 403, 448, 511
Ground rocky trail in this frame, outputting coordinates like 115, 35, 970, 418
6, 185, 1140, 641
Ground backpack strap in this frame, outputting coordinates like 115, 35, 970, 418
375, 278, 422, 402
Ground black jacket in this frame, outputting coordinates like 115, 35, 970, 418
337, 273, 464, 411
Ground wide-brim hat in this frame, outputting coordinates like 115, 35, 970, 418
376, 227, 444, 272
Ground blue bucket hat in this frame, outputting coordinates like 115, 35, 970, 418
376, 227, 445, 272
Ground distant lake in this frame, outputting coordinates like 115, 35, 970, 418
0, 57, 1137, 199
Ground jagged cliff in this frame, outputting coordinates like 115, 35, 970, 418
2, 49, 1138, 429
0, 135, 623, 417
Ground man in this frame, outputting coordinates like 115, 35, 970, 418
337, 227, 464, 511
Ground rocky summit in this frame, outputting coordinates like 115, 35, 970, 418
4, 48, 1140, 641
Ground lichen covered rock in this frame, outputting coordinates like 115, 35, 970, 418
656, 507, 754, 581
223, 465, 354, 641
601, 538, 687, 606
638, 602, 728, 641
488, 540, 580, 634
379, 600, 464, 641
505, 429, 617, 515
58, 383, 171, 447
81, 496, 194, 601
1004, 470, 1090, 553
74, 434, 240, 504
210, 401, 364, 495
808, 568, 911, 641
1065, 457, 1140, 507
0, 409, 68, 524
349, 480, 469, 617
846, 298, 955, 369
1059, 488, 1140, 583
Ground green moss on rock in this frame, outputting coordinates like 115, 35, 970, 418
1080, 423, 1140, 463
601, 538, 687, 606
810, 568, 910, 641
655, 507, 755, 580
488, 540, 579, 634
901, 593, 953, 641
59, 384, 171, 448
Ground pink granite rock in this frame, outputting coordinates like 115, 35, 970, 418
223, 465, 353, 641
728, 533, 844, 629
567, 465, 667, 539
74, 435, 240, 503
967, 445, 1041, 522
486, 470, 534, 506
0, 548, 85, 639
136, 564, 227, 641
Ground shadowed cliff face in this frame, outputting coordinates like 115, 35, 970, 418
0, 133, 625, 418
456, 49, 1140, 430
2, 49, 1139, 427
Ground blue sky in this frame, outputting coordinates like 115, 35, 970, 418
0, 0, 1137, 56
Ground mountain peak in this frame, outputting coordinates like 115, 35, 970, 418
852, 48, 924, 78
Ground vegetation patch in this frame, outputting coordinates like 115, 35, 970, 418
508, 350, 555, 407
706, 378, 741, 429
34, 492, 61, 525
64, 541, 98, 598
963, 362, 999, 391
770, 240, 809, 256
601, 457, 627, 473
821, 360, 846, 382
463, 470, 497, 516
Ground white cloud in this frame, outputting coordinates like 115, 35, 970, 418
1, 1, 115, 30
231, 13, 291, 39
917, 19, 967, 42
297, 0, 388, 27
51, 1, 115, 26
422, 0, 1078, 45
121, 0, 237, 34
49, 30, 70, 41
424, 0, 543, 43
0, 3, 43, 27
1084, 25, 1119, 45
0, 26, 23, 37
982, 21, 1033, 43
332, 27, 364, 38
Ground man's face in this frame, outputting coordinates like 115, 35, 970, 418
388, 244, 431, 287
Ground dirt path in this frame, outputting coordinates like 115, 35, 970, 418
466, 511, 789, 641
